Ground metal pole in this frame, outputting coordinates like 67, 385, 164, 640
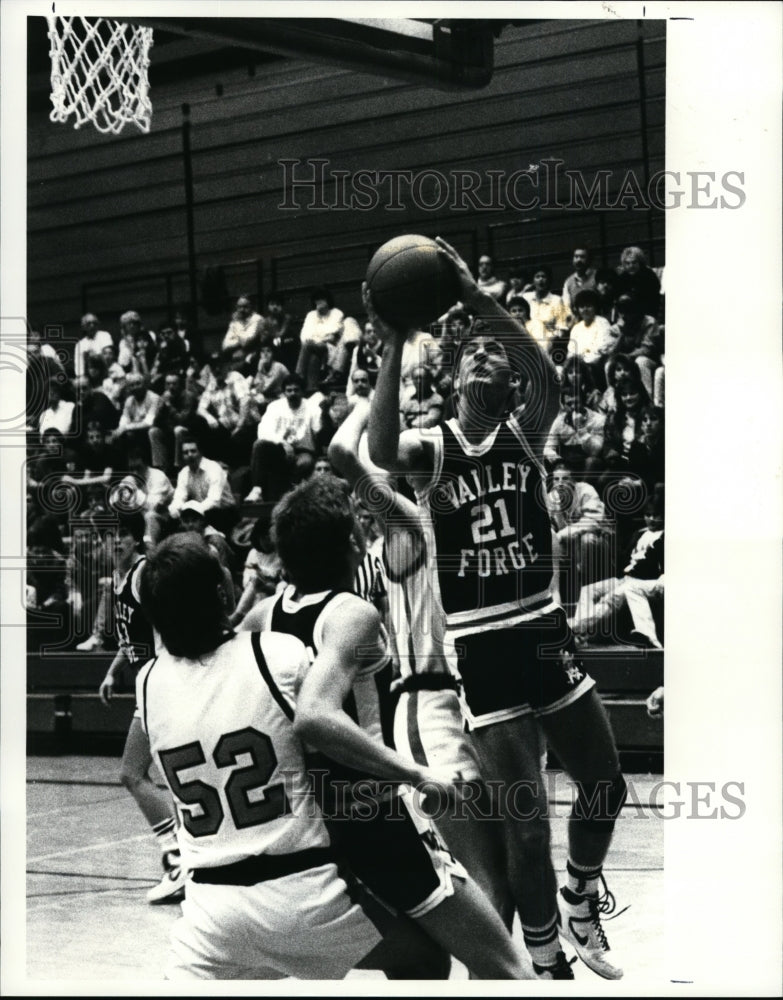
181, 103, 199, 345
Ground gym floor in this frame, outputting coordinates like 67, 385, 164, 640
18, 754, 664, 990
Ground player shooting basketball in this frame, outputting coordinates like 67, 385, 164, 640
367, 236, 628, 980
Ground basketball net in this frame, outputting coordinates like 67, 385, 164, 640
46, 16, 154, 135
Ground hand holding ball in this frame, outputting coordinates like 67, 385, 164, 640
365, 235, 462, 333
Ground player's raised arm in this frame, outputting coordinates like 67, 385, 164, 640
364, 286, 429, 475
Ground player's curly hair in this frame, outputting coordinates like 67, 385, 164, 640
140, 533, 228, 659
271, 475, 356, 592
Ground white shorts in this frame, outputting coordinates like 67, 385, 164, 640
393, 687, 482, 782
166, 863, 382, 980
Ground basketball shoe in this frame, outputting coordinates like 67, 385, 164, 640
532, 950, 576, 979
146, 848, 187, 904
557, 881, 624, 979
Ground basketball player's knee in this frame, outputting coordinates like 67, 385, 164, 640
572, 774, 627, 829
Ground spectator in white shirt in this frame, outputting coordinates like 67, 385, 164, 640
245, 374, 316, 502
567, 288, 618, 389
222, 294, 263, 354
118, 446, 175, 546
38, 379, 75, 440
169, 436, 237, 535
523, 264, 569, 359
548, 460, 613, 613
74, 314, 114, 378
113, 373, 160, 460
296, 286, 344, 393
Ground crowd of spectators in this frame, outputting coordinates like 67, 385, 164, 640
25, 243, 665, 654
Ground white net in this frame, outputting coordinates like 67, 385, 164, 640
46, 16, 154, 135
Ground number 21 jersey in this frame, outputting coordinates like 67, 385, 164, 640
415, 416, 557, 637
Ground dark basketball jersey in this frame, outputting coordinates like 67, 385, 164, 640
268, 586, 395, 785
113, 556, 156, 666
415, 415, 557, 637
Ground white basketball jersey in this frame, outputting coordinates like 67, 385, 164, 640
383, 524, 457, 681
137, 629, 331, 870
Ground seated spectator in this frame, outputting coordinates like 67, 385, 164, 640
245, 374, 316, 502
222, 294, 263, 354
296, 286, 344, 394
476, 253, 507, 302
227, 515, 283, 627
168, 435, 238, 536
627, 405, 665, 493
507, 294, 532, 331
400, 364, 443, 430
178, 502, 237, 588
569, 492, 664, 648
562, 247, 597, 321
611, 295, 662, 399
27, 428, 71, 494
70, 374, 120, 440
26, 331, 67, 432
38, 378, 75, 440
149, 324, 189, 390
523, 263, 569, 358
503, 267, 528, 308
117, 310, 155, 372
348, 320, 382, 389
594, 267, 619, 321
400, 326, 440, 387
313, 392, 351, 457
543, 378, 606, 475
615, 246, 661, 320
26, 490, 66, 554
116, 446, 175, 546
149, 371, 205, 471
601, 372, 651, 480
100, 348, 127, 410
312, 456, 336, 477
113, 373, 160, 460
259, 291, 299, 373
347, 368, 374, 405
567, 288, 618, 388
653, 350, 665, 408
599, 353, 637, 413
68, 422, 117, 494
244, 343, 289, 420
196, 350, 253, 466
74, 313, 114, 378
169, 436, 238, 533
548, 461, 613, 612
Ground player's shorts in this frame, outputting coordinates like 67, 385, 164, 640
166, 860, 383, 980
393, 680, 482, 782
451, 606, 595, 730
330, 787, 466, 919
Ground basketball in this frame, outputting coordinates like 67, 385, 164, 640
366, 234, 461, 331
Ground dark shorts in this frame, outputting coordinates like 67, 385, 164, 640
452, 607, 595, 729
325, 790, 465, 917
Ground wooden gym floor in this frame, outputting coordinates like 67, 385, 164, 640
16, 754, 665, 991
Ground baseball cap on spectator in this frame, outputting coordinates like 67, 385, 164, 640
180, 501, 205, 517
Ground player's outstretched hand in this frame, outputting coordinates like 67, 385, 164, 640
414, 765, 467, 818
435, 236, 479, 303
646, 685, 664, 719
361, 281, 407, 344
99, 674, 115, 707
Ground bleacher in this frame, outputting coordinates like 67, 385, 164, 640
27, 641, 662, 771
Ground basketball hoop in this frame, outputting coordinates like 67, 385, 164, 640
46, 15, 154, 135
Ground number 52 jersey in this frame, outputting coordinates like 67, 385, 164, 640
137, 629, 328, 871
